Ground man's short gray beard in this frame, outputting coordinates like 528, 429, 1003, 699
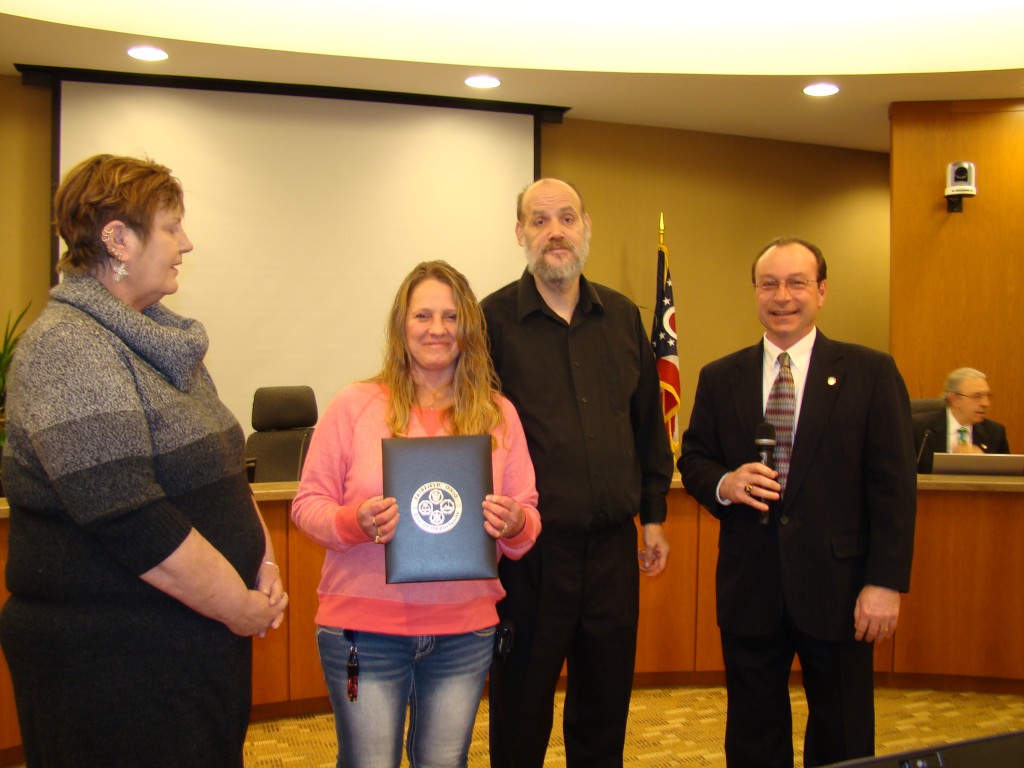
526, 242, 589, 286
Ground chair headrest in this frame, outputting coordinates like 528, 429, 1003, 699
910, 397, 946, 416
251, 386, 318, 431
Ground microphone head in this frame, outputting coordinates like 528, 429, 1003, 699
755, 421, 777, 446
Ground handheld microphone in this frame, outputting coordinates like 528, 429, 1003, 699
754, 422, 776, 526
916, 429, 931, 471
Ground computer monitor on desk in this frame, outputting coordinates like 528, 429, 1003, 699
930, 453, 1024, 476
823, 729, 1024, 766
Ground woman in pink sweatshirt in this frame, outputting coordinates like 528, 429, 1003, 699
292, 260, 540, 768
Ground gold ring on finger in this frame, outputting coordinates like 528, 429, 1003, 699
744, 484, 753, 494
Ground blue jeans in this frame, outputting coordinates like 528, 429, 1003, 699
317, 625, 495, 768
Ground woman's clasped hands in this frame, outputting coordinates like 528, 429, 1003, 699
359, 495, 399, 544
483, 494, 525, 540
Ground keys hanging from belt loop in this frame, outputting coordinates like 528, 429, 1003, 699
344, 629, 359, 702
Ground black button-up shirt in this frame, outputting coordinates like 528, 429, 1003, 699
482, 271, 673, 533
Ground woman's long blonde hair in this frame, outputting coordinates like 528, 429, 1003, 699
372, 260, 502, 438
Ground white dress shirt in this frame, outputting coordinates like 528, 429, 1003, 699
762, 327, 816, 438
715, 328, 818, 505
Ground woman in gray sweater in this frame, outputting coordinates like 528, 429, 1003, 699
0, 154, 288, 768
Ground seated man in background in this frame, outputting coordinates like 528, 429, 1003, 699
913, 367, 1011, 473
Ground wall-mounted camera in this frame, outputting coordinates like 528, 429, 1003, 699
945, 162, 977, 197
945, 161, 976, 213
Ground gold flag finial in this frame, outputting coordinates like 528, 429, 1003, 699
659, 212, 665, 246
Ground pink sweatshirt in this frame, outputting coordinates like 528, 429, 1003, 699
292, 382, 541, 635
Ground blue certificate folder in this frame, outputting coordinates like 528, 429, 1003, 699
382, 435, 497, 584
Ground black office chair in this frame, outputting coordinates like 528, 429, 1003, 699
910, 397, 945, 416
244, 386, 318, 483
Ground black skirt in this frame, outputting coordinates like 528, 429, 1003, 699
2, 596, 253, 768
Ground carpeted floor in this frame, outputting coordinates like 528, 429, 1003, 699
243, 685, 1024, 767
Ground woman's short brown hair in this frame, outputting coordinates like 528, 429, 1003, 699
54, 154, 184, 275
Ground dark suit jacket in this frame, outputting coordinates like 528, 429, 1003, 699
912, 410, 1011, 473
679, 332, 917, 643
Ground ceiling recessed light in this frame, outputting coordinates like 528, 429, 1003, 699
128, 45, 169, 62
803, 82, 839, 97
465, 74, 500, 89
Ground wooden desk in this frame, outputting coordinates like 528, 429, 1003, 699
242, 484, 331, 714
637, 476, 1024, 690
892, 478, 1024, 687
3, 476, 1024, 764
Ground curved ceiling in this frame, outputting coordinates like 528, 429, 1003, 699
2, 4, 1023, 153
7, 0, 1024, 75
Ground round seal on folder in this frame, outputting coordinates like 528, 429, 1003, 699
410, 482, 463, 534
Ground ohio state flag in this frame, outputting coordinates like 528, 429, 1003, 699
650, 244, 681, 453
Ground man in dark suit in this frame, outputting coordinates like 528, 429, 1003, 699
679, 237, 917, 768
913, 367, 1011, 473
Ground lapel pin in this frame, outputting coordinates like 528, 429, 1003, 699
827, 376, 837, 386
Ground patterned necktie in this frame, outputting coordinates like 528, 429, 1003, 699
765, 352, 795, 494
957, 426, 969, 448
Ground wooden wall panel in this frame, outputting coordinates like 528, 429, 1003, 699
635, 491, 700, 674
0, 521, 18, 756
695, 508, 725, 671
251, 500, 291, 705
890, 100, 1024, 447
895, 490, 1024, 679
287, 522, 329, 701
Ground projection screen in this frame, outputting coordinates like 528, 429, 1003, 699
57, 79, 537, 435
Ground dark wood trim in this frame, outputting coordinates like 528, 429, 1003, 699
633, 671, 727, 689
16, 64, 569, 123
250, 696, 333, 722
875, 673, 1024, 696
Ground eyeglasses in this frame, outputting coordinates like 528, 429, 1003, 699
952, 391, 993, 401
754, 278, 819, 294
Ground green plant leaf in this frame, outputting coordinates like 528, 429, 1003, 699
1, 301, 32, 413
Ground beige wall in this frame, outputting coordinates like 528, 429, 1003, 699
0, 76, 51, 328
0, 75, 892, 441
541, 119, 890, 428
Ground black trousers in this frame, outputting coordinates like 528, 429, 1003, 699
489, 519, 640, 768
720, 607, 875, 768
